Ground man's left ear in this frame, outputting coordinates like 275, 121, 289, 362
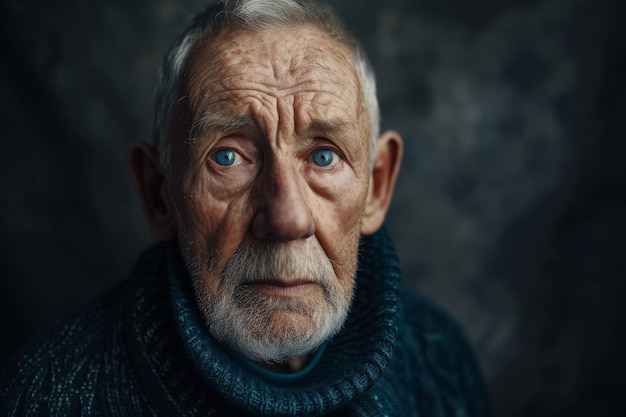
361, 130, 403, 235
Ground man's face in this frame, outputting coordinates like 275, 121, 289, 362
170, 26, 372, 362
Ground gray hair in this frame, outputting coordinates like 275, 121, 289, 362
154, 0, 380, 176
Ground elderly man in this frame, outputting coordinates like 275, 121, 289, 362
1, 0, 491, 415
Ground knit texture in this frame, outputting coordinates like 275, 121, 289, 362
0, 228, 492, 416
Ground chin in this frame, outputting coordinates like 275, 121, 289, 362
203, 289, 350, 363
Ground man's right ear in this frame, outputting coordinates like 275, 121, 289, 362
128, 143, 177, 240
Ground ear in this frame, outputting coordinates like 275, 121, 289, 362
128, 142, 177, 240
361, 130, 403, 235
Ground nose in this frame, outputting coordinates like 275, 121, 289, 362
251, 166, 315, 241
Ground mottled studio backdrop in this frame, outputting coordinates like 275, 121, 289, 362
1, 0, 624, 415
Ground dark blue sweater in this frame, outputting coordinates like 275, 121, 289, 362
0, 229, 491, 416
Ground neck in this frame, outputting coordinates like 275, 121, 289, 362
259, 355, 309, 374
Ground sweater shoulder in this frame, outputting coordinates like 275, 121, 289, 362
398, 290, 473, 350
0, 282, 127, 416
398, 291, 473, 374
398, 289, 479, 374
395, 290, 493, 417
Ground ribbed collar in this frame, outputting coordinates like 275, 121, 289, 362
124, 228, 401, 416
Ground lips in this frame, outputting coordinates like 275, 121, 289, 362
244, 280, 319, 297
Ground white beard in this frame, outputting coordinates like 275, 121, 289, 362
182, 237, 354, 363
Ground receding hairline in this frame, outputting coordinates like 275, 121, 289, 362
154, 0, 380, 175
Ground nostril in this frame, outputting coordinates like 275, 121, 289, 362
251, 206, 315, 241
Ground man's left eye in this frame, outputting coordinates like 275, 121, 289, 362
311, 149, 339, 168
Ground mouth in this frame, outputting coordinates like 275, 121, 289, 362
244, 279, 319, 297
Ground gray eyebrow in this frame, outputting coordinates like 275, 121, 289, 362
307, 118, 351, 134
187, 110, 353, 146
188, 110, 254, 145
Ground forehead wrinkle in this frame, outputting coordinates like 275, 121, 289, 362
190, 35, 358, 99
213, 66, 353, 101
191, 82, 355, 128
293, 91, 358, 133
186, 29, 359, 98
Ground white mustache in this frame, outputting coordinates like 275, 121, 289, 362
221, 238, 334, 288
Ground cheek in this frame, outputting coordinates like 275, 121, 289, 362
311, 168, 369, 231
310, 169, 369, 277
178, 174, 254, 270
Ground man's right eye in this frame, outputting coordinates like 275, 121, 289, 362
212, 149, 239, 166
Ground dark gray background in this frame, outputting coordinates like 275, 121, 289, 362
1, 0, 624, 415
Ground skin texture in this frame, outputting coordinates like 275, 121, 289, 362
129, 25, 403, 373
177, 26, 370, 280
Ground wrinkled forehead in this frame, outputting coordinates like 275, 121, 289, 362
182, 25, 363, 118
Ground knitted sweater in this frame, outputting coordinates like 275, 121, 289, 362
0, 228, 491, 416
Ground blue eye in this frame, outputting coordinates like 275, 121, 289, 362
213, 149, 237, 166
312, 149, 336, 167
